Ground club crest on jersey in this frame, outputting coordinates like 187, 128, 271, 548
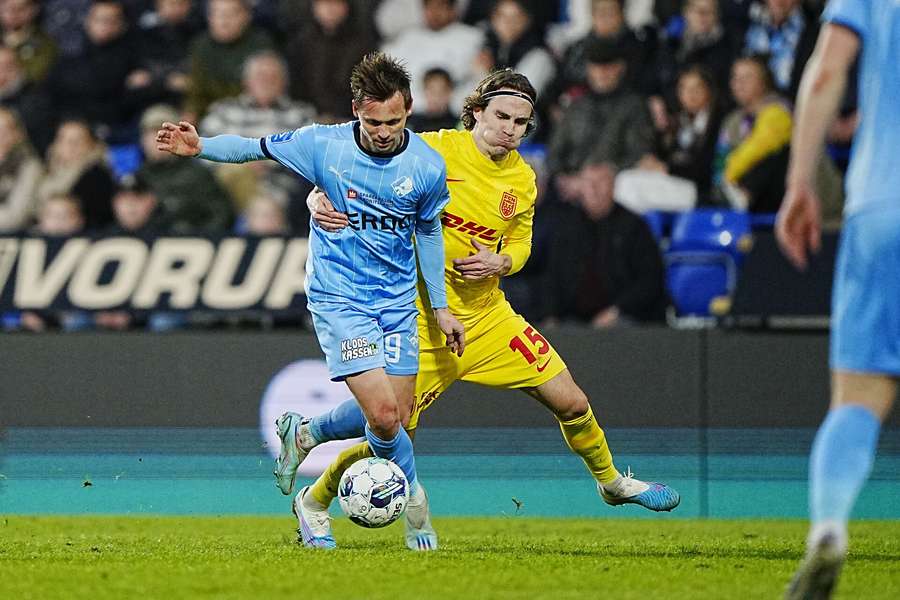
269, 130, 294, 144
391, 176, 414, 198
500, 191, 517, 220
347, 188, 358, 199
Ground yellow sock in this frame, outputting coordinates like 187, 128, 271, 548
309, 441, 373, 507
557, 405, 619, 484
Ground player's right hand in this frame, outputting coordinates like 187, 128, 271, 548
434, 308, 465, 357
776, 181, 821, 271
307, 187, 349, 232
156, 121, 201, 157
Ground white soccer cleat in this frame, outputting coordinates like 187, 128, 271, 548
405, 482, 438, 551
293, 486, 336, 549
785, 528, 847, 600
274, 412, 315, 495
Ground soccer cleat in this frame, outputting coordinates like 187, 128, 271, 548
598, 467, 680, 512
784, 532, 846, 600
274, 412, 312, 495
293, 486, 336, 550
405, 483, 438, 551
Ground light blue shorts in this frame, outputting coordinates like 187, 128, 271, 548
830, 208, 900, 375
308, 300, 419, 381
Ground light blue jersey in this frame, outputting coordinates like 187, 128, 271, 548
261, 122, 450, 306
823, 0, 900, 374
824, 0, 900, 216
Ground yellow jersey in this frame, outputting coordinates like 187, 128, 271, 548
415, 128, 537, 342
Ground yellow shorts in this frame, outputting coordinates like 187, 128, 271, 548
409, 298, 567, 429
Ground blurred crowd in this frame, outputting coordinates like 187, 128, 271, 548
0, 0, 853, 331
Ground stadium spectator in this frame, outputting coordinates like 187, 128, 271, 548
277, 0, 376, 39
136, 104, 234, 233
201, 51, 316, 213
547, 38, 655, 197
381, 0, 482, 116
461, 0, 560, 36
538, 162, 668, 326
0, 46, 54, 155
714, 54, 792, 213
185, 0, 274, 120
284, 0, 375, 122
18, 193, 92, 332
45, 0, 142, 143
406, 68, 459, 132
614, 65, 724, 212
36, 119, 115, 231
94, 173, 178, 332
0, 106, 42, 233
104, 171, 163, 236
373, 0, 423, 42
654, 0, 735, 107
551, 0, 656, 103
1, 0, 58, 82
132, 0, 204, 109
468, 0, 557, 99
743, 0, 820, 100
242, 193, 287, 235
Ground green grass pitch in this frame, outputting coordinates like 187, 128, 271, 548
2, 516, 898, 599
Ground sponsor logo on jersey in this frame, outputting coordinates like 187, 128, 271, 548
347, 189, 357, 199
341, 337, 379, 362
500, 191, 517, 220
441, 211, 500, 242
391, 176, 414, 198
347, 212, 410, 232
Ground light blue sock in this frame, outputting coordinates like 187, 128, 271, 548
809, 405, 881, 525
364, 424, 417, 488
308, 399, 367, 443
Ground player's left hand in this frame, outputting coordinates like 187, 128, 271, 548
452, 239, 511, 280
434, 308, 465, 357
776, 180, 821, 271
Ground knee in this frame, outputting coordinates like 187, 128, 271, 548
369, 403, 401, 438
556, 390, 590, 422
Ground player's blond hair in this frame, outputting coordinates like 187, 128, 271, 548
460, 69, 537, 131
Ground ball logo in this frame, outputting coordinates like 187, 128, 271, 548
500, 191, 517, 220
259, 359, 363, 476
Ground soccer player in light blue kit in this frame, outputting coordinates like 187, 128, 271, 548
776, 2, 900, 597
156, 53, 465, 549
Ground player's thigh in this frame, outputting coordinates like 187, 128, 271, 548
831, 371, 896, 420
831, 210, 900, 387
460, 305, 568, 389
408, 346, 459, 430
379, 303, 420, 421
388, 373, 416, 425
308, 300, 387, 381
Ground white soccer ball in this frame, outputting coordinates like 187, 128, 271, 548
337, 457, 409, 528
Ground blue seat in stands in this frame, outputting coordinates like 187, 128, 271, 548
665, 251, 737, 318
107, 144, 142, 178
669, 208, 752, 265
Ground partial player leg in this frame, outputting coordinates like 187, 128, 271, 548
528, 369, 680, 511
785, 371, 895, 600
274, 399, 366, 494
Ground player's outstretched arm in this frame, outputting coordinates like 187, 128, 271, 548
307, 187, 349, 231
156, 121, 201, 157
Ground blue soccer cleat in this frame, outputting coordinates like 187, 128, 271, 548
293, 487, 336, 550
274, 412, 313, 495
598, 468, 681, 512
404, 483, 438, 551
784, 531, 846, 600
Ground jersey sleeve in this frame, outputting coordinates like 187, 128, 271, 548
417, 162, 451, 223
823, 0, 869, 39
260, 125, 317, 183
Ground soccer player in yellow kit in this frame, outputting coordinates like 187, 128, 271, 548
276, 70, 680, 551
